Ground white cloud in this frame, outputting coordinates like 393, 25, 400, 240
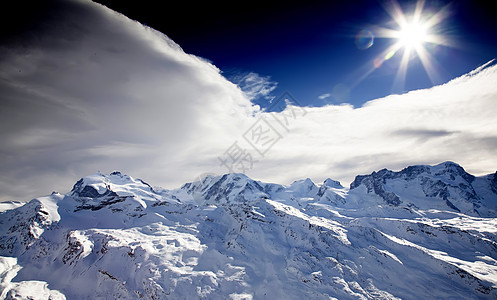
0, 0, 496, 202
318, 93, 331, 100
230, 72, 277, 102
251, 62, 497, 185
0, 0, 256, 201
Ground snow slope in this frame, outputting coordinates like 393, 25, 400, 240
1, 162, 497, 299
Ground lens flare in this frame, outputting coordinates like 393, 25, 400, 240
355, 30, 374, 50
385, 49, 396, 60
374, 57, 383, 69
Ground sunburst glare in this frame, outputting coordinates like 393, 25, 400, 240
371, 0, 452, 92
397, 21, 428, 49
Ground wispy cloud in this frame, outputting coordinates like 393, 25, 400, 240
318, 93, 331, 100
0, 0, 496, 202
230, 72, 277, 102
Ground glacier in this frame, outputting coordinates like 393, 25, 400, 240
1, 162, 497, 299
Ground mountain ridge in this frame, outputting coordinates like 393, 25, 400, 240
1, 161, 497, 299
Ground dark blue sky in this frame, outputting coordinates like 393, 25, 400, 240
91, 0, 496, 109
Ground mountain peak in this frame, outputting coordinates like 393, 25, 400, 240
431, 161, 475, 183
70, 171, 154, 198
349, 162, 487, 214
70, 173, 113, 198
181, 173, 267, 204
289, 178, 318, 197
290, 177, 316, 187
438, 160, 460, 167
65, 171, 157, 217
323, 178, 343, 189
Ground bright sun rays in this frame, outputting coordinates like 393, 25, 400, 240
397, 21, 428, 49
369, 0, 452, 92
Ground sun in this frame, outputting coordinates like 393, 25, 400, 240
397, 21, 428, 50
367, 0, 452, 91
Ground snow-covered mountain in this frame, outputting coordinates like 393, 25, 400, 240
1, 162, 497, 299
